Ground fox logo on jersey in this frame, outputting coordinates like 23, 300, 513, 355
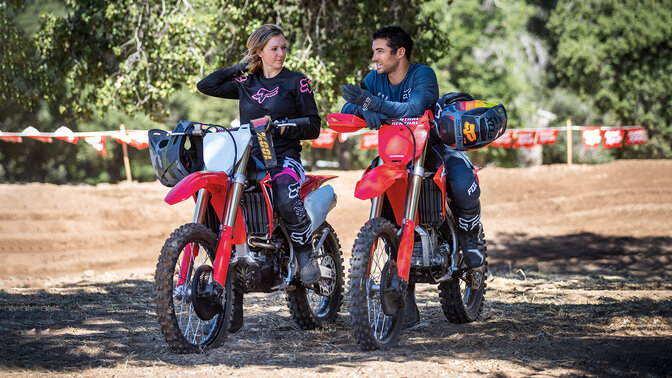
300, 78, 312, 93
252, 86, 279, 104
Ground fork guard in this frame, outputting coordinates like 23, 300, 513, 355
354, 161, 408, 200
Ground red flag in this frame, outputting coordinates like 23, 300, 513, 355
21, 126, 53, 143
581, 127, 602, 148
311, 129, 338, 149
125, 130, 149, 149
513, 131, 537, 149
54, 126, 79, 144
83, 136, 108, 156
359, 131, 379, 150
490, 130, 513, 148
0, 133, 22, 143
602, 128, 624, 149
625, 127, 647, 145
536, 129, 559, 145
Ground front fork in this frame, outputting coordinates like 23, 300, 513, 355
369, 145, 428, 282
212, 143, 252, 285
177, 189, 211, 286
177, 142, 252, 288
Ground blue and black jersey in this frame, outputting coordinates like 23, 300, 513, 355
342, 63, 438, 116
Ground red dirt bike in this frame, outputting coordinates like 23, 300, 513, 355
327, 110, 487, 350
151, 117, 344, 353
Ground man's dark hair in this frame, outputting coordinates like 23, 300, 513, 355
372, 26, 414, 61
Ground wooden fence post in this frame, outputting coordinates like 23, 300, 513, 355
120, 124, 133, 182
566, 119, 573, 165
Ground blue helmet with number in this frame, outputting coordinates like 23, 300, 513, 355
434, 93, 507, 150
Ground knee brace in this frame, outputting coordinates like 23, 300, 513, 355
445, 156, 480, 211
272, 173, 311, 247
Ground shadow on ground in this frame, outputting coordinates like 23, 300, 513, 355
489, 232, 672, 282
1, 271, 671, 376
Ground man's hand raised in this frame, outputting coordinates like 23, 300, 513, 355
341, 84, 383, 112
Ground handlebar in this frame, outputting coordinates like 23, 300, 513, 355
168, 117, 310, 136
273, 117, 310, 127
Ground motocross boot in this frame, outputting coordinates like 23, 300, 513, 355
286, 213, 321, 286
403, 283, 420, 329
457, 205, 485, 269
296, 246, 321, 286
229, 287, 244, 334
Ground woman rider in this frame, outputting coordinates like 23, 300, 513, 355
197, 24, 321, 333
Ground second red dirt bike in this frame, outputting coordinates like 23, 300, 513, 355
328, 110, 487, 350
149, 116, 344, 353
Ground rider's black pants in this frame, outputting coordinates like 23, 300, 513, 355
269, 156, 312, 251
429, 143, 481, 230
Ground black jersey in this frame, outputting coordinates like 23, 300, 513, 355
197, 66, 321, 162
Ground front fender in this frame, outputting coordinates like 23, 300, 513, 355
354, 161, 408, 200
165, 171, 230, 205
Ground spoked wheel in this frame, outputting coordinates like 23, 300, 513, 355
439, 228, 487, 323
349, 217, 405, 351
154, 223, 232, 353
287, 222, 344, 330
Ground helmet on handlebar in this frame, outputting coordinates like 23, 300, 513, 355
434, 93, 507, 150
148, 120, 204, 187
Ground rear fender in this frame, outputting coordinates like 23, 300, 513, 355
354, 161, 408, 200
300, 175, 338, 199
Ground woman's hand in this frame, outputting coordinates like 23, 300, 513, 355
234, 54, 254, 75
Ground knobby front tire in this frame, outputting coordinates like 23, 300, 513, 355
348, 217, 405, 351
154, 223, 232, 353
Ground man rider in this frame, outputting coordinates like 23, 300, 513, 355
341, 25, 485, 329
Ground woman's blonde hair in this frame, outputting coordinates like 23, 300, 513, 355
244, 24, 285, 75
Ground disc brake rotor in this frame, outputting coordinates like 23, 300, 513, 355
465, 265, 486, 291
191, 265, 223, 320
379, 260, 406, 316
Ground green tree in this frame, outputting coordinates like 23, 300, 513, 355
430, 0, 548, 166
32, 0, 213, 119
2, 0, 449, 180
1, 0, 42, 108
547, 0, 672, 158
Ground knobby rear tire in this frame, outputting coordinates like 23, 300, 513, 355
286, 222, 345, 330
439, 230, 487, 323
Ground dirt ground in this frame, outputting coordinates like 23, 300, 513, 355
1, 159, 671, 377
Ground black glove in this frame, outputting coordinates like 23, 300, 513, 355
362, 110, 386, 130
341, 84, 383, 112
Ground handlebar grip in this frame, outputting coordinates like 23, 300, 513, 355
279, 117, 310, 126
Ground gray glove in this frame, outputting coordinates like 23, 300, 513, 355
341, 84, 384, 112
362, 110, 386, 130
234, 54, 254, 76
